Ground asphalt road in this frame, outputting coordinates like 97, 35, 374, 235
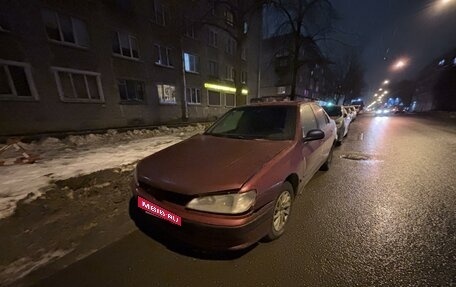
34, 114, 456, 287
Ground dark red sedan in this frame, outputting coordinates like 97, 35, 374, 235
131, 101, 336, 250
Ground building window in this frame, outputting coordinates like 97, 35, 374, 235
277, 86, 286, 95
224, 93, 235, 107
208, 30, 218, 47
153, 0, 167, 26
0, 60, 37, 100
208, 90, 221, 106
186, 87, 201, 104
225, 37, 235, 55
41, 9, 89, 47
225, 65, 235, 81
438, 59, 445, 66
184, 20, 195, 38
209, 61, 219, 77
241, 71, 247, 84
53, 67, 104, 102
118, 79, 145, 103
224, 10, 234, 26
155, 45, 173, 67
157, 84, 176, 104
184, 53, 199, 73
112, 31, 139, 59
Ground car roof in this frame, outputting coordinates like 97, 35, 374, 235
248, 100, 315, 108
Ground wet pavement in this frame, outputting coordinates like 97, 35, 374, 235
26, 114, 456, 286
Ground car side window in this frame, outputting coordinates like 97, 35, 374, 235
300, 105, 318, 136
312, 105, 329, 129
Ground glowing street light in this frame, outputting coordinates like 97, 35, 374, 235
427, 0, 455, 17
440, 0, 453, 6
383, 80, 390, 85
392, 58, 409, 71
379, 88, 383, 91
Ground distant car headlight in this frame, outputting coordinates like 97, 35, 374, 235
382, 109, 390, 114
186, 190, 256, 214
375, 110, 382, 114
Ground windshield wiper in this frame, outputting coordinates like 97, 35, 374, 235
205, 133, 259, 140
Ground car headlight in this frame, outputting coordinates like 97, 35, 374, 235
186, 190, 256, 214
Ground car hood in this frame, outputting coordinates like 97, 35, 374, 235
137, 134, 292, 195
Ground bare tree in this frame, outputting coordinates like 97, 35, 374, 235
268, 0, 338, 99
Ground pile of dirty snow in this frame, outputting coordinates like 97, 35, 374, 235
0, 124, 207, 219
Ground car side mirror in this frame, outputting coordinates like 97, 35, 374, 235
303, 129, 325, 142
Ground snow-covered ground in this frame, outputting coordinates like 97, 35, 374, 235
0, 125, 206, 219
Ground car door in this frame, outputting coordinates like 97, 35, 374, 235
311, 104, 335, 164
298, 104, 322, 185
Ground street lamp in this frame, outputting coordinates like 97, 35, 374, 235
392, 58, 409, 71
379, 88, 383, 91
439, 0, 453, 6
383, 80, 389, 85
394, 60, 405, 69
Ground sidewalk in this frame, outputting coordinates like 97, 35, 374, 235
0, 124, 205, 219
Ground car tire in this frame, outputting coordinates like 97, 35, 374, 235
320, 145, 334, 171
264, 182, 294, 241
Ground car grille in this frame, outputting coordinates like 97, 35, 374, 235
139, 182, 193, 206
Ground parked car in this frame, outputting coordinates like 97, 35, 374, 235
346, 106, 357, 121
323, 105, 350, 145
131, 101, 337, 250
343, 106, 355, 122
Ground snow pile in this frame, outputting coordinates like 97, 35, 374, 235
0, 124, 207, 219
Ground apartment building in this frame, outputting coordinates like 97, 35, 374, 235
0, 0, 262, 136
259, 33, 330, 101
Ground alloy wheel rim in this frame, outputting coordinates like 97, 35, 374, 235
272, 191, 291, 232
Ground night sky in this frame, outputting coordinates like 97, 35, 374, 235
332, 0, 456, 94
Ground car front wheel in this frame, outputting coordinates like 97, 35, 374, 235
265, 182, 294, 241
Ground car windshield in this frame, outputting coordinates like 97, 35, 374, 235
205, 106, 297, 140
323, 106, 342, 117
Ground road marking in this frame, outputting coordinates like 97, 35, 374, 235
359, 133, 364, 141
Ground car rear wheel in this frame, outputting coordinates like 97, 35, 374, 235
265, 182, 294, 241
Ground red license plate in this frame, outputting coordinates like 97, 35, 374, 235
137, 197, 181, 226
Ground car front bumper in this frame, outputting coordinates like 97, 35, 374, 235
130, 183, 274, 250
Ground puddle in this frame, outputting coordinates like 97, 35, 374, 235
340, 153, 372, 161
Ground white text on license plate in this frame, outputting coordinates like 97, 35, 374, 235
137, 197, 181, 226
